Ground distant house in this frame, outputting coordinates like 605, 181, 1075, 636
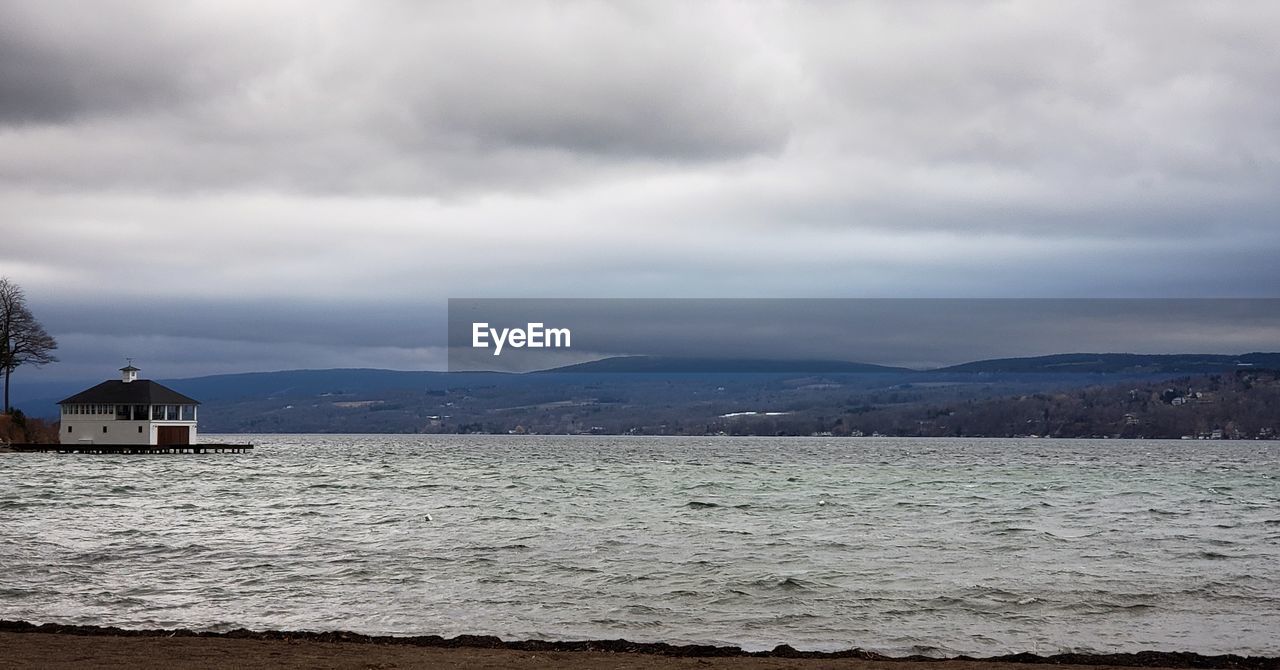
58, 365, 199, 446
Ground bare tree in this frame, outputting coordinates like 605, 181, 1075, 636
0, 277, 59, 414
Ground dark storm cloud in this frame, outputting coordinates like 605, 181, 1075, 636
0, 2, 791, 194
1, 2, 1275, 200
2, 1, 1276, 232
28, 295, 451, 382
0, 2, 269, 123
393, 3, 791, 161
39, 299, 445, 350
0, 3, 162, 122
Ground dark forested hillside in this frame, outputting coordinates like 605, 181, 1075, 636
185, 368, 1278, 439
13, 356, 1277, 439
712, 369, 1280, 439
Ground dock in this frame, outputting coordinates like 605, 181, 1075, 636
5, 443, 254, 454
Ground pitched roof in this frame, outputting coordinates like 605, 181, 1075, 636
59, 380, 200, 405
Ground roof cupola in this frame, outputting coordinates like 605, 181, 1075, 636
121, 360, 140, 383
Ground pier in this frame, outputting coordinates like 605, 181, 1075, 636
5, 443, 253, 454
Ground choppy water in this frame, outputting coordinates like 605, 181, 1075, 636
1, 435, 1277, 656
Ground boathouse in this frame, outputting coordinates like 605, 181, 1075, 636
58, 365, 200, 446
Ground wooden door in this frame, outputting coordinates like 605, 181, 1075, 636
157, 426, 190, 446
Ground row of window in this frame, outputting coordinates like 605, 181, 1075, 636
67, 425, 145, 434
65, 404, 114, 415
62, 404, 196, 421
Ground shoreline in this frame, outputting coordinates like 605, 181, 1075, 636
2, 621, 1276, 669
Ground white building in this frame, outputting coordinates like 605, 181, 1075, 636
58, 365, 200, 446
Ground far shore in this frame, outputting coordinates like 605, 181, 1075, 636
1, 621, 1276, 670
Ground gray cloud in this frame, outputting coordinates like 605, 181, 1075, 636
35, 333, 446, 382
1, 1, 1278, 382
0, 2, 793, 194
0, 1, 274, 124
2, 2, 1276, 212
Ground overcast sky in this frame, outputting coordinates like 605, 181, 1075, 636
3, 1, 1278, 381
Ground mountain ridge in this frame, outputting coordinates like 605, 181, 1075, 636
12, 351, 1280, 435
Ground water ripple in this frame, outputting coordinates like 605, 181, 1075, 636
0, 434, 1277, 656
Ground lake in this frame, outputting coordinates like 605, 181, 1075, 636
1, 435, 1276, 656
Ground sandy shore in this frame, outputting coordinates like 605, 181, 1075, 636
1, 622, 1275, 670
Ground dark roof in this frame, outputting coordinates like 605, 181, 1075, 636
120, 365, 140, 371
59, 380, 200, 405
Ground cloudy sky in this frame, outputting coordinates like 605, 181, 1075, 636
2, 1, 1278, 381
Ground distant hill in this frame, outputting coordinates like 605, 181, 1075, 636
544, 353, 1280, 375
12, 369, 516, 418
938, 352, 1280, 374
161, 368, 460, 401
11, 352, 1278, 435
540, 356, 914, 374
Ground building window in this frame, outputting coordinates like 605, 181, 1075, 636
138, 426, 143, 433
67, 425, 73, 433
102, 426, 108, 433
134, 405, 146, 421
152, 405, 164, 420
116, 405, 129, 420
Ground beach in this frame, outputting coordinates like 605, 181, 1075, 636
4, 624, 1277, 670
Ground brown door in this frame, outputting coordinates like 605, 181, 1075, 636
157, 426, 190, 446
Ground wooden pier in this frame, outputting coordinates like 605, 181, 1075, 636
5, 443, 253, 454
